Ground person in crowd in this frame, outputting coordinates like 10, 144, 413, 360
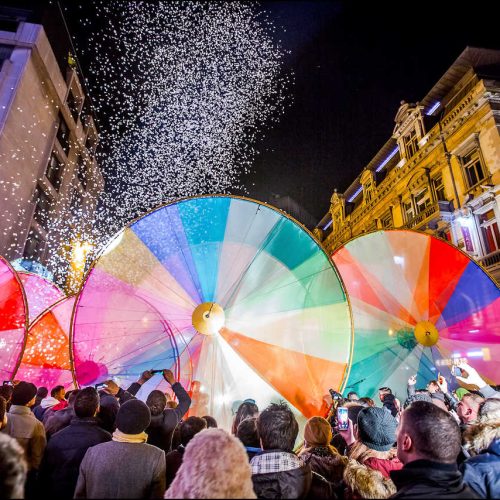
358, 397, 375, 407
391, 401, 479, 498
298, 416, 344, 498
454, 362, 500, 399
346, 392, 359, 401
237, 416, 262, 460
0, 432, 28, 499
96, 370, 154, 433
202, 415, 217, 428
344, 406, 402, 478
145, 369, 191, 453
232, 400, 259, 435
43, 389, 80, 438
33, 387, 48, 411
0, 385, 13, 413
165, 428, 256, 499
457, 393, 485, 427
74, 399, 165, 498
331, 402, 366, 455
381, 393, 401, 419
378, 387, 392, 403
165, 416, 207, 488
0, 396, 6, 430
34, 385, 66, 422
251, 402, 311, 499
2, 381, 46, 498
460, 398, 500, 498
38, 387, 112, 498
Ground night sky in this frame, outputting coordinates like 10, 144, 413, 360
7, 0, 500, 222
248, 1, 500, 220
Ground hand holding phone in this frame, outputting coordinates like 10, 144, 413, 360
3, 380, 13, 386
337, 407, 349, 431
150, 369, 164, 374
451, 366, 462, 377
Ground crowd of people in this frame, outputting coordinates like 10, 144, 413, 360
0, 361, 498, 499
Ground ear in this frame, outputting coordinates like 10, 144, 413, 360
402, 432, 412, 452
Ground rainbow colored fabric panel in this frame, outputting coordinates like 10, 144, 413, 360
18, 272, 65, 325
0, 256, 27, 381
72, 196, 352, 428
15, 296, 76, 390
333, 230, 500, 401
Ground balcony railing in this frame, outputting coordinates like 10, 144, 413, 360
403, 203, 439, 229
478, 249, 500, 269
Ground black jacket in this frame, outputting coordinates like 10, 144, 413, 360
38, 417, 112, 498
252, 452, 312, 499
390, 459, 480, 499
145, 382, 191, 453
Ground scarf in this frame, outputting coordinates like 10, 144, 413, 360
112, 429, 148, 443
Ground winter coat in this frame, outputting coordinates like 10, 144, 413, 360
343, 458, 396, 499
74, 440, 166, 498
300, 446, 345, 485
44, 406, 75, 438
146, 382, 191, 453
363, 456, 403, 478
460, 420, 500, 499
165, 446, 185, 489
390, 459, 480, 498
251, 450, 312, 499
38, 417, 112, 498
2, 405, 46, 470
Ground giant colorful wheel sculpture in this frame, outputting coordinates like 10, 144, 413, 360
332, 230, 500, 401
71, 196, 352, 428
14, 296, 76, 390
0, 256, 28, 381
17, 271, 64, 325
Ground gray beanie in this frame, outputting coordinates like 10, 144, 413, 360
357, 407, 397, 451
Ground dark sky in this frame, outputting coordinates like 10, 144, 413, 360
247, 1, 500, 220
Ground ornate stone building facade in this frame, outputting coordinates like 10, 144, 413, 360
315, 47, 500, 283
0, 11, 103, 291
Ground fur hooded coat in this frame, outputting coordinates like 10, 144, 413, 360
460, 420, 500, 499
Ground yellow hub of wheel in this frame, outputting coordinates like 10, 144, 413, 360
414, 321, 439, 347
192, 302, 225, 336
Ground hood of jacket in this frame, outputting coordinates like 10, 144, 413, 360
252, 463, 311, 499
343, 457, 396, 498
464, 420, 500, 455
41, 396, 60, 409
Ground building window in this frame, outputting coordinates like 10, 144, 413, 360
33, 186, 52, 231
45, 153, 64, 192
479, 209, 500, 254
0, 44, 13, 71
414, 189, 431, 214
77, 155, 88, 190
69, 188, 82, 218
403, 200, 414, 222
403, 129, 419, 159
432, 175, 446, 202
462, 150, 486, 189
67, 89, 82, 122
23, 226, 45, 260
56, 114, 70, 156
380, 210, 392, 228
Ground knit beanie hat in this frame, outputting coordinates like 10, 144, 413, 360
115, 399, 151, 434
403, 392, 432, 409
11, 382, 37, 406
431, 391, 445, 402
304, 416, 332, 447
455, 388, 470, 401
357, 407, 397, 452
